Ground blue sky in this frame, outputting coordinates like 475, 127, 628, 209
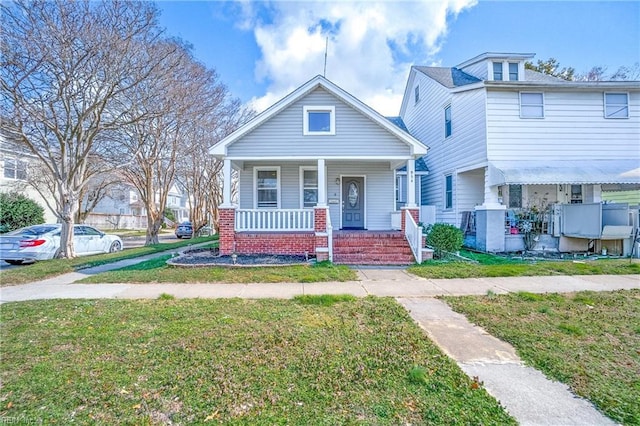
157, 0, 640, 115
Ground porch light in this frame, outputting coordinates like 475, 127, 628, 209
335, 178, 340, 185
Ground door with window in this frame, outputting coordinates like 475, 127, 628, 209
342, 177, 365, 229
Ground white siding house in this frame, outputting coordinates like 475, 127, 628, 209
401, 52, 640, 253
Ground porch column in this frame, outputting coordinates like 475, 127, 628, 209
221, 158, 233, 207
483, 166, 502, 207
406, 158, 417, 208
317, 158, 327, 207
218, 206, 236, 255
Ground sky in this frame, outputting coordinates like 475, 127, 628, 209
156, 0, 640, 116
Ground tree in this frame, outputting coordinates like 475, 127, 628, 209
525, 58, 575, 81
578, 63, 640, 81
1, 0, 167, 257
0, 192, 45, 233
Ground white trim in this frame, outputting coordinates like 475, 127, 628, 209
224, 155, 417, 161
338, 175, 367, 229
303, 105, 335, 135
210, 75, 427, 157
253, 166, 281, 209
519, 91, 545, 119
603, 92, 629, 119
299, 166, 319, 209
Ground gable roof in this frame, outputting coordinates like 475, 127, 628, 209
210, 75, 428, 157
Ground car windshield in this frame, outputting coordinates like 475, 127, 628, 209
5, 225, 59, 236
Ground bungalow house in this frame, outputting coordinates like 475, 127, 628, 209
209, 75, 431, 264
400, 52, 640, 255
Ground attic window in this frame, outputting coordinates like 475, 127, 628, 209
493, 62, 503, 81
509, 63, 519, 81
604, 93, 629, 119
414, 85, 420, 104
303, 106, 335, 135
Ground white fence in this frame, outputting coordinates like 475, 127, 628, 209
404, 209, 423, 263
235, 209, 314, 232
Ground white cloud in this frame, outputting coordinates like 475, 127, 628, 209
241, 0, 477, 115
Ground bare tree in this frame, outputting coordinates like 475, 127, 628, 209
1, 0, 166, 257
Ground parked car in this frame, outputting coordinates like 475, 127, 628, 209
0, 224, 123, 265
175, 221, 193, 239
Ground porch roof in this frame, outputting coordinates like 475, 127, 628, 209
488, 159, 640, 186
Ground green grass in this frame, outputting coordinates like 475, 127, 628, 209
0, 236, 218, 286
0, 297, 515, 425
442, 290, 640, 425
76, 256, 358, 284
409, 251, 640, 279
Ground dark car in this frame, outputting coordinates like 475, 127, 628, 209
175, 222, 193, 239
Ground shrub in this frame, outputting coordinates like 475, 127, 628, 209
425, 223, 463, 259
0, 192, 45, 233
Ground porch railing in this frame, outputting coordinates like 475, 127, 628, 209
235, 209, 314, 232
404, 209, 423, 264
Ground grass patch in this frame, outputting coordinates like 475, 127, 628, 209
409, 251, 640, 279
0, 298, 515, 424
293, 294, 357, 306
442, 290, 640, 424
0, 237, 217, 286
76, 258, 357, 284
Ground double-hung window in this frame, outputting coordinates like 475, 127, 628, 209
444, 174, 453, 209
303, 106, 335, 135
604, 93, 629, 119
300, 167, 318, 208
509, 63, 519, 81
520, 92, 544, 118
444, 105, 452, 138
493, 62, 503, 81
3, 157, 27, 180
255, 167, 279, 208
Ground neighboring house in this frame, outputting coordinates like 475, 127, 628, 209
0, 133, 57, 224
82, 182, 148, 230
400, 52, 640, 254
210, 75, 431, 264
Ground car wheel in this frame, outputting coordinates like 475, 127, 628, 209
109, 241, 122, 253
5, 260, 24, 265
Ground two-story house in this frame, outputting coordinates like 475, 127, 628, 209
400, 52, 640, 254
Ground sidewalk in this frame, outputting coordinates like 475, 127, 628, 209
1, 262, 637, 425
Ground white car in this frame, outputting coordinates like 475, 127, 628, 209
0, 224, 123, 265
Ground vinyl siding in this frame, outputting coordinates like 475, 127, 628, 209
401, 70, 487, 226
238, 161, 395, 230
228, 88, 411, 158
487, 89, 640, 161
459, 62, 487, 80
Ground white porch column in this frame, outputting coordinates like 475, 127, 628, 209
317, 158, 327, 207
483, 166, 502, 207
221, 158, 233, 207
406, 158, 416, 208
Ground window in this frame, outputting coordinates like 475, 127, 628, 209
444, 105, 452, 138
303, 105, 335, 135
508, 184, 522, 208
414, 85, 420, 104
445, 175, 453, 209
604, 93, 629, 119
3, 157, 27, 180
509, 63, 519, 81
493, 62, 503, 81
255, 168, 279, 208
570, 185, 583, 204
520, 92, 544, 118
300, 167, 318, 208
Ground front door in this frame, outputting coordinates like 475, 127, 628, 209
342, 177, 365, 229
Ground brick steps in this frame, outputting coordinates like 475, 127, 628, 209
332, 231, 416, 265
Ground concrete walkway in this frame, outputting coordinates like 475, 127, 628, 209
1, 260, 638, 425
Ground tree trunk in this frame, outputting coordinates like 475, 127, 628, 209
145, 210, 163, 245
59, 191, 77, 258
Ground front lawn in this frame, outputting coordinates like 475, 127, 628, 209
409, 251, 640, 279
76, 256, 358, 284
0, 297, 515, 424
442, 290, 640, 425
0, 236, 218, 286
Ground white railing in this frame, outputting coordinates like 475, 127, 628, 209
326, 211, 333, 262
235, 209, 314, 231
404, 209, 423, 264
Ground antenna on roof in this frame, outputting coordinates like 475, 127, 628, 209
323, 37, 328, 78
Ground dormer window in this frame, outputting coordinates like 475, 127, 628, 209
509, 63, 519, 81
303, 106, 335, 135
493, 62, 503, 81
